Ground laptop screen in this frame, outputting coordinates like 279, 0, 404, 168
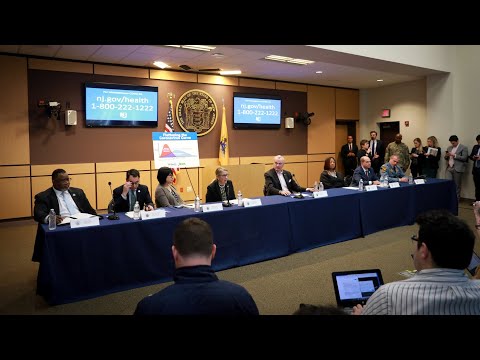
332, 269, 384, 308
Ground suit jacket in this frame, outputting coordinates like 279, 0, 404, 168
205, 179, 236, 203
33, 187, 97, 223
320, 170, 345, 189
264, 168, 305, 196
113, 184, 154, 212
470, 144, 480, 174
370, 139, 385, 162
155, 184, 184, 208
351, 166, 379, 186
341, 143, 358, 172
445, 144, 469, 172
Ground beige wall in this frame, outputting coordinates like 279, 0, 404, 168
360, 79, 427, 152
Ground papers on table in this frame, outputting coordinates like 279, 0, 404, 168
59, 212, 98, 225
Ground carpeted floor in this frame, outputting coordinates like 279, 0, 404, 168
0, 200, 478, 315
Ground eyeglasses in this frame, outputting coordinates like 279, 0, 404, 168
219, 174, 228, 177
411, 234, 418, 242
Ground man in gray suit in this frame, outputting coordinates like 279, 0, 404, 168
444, 135, 469, 201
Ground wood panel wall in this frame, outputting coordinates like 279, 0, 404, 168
0, 55, 359, 220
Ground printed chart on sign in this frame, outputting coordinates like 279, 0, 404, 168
152, 132, 200, 169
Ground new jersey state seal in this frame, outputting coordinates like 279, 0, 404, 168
175, 89, 218, 136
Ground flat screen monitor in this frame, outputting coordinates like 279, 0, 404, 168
233, 93, 281, 129
85, 82, 158, 127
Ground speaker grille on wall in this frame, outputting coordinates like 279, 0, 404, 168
66, 110, 77, 125
285, 117, 294, 129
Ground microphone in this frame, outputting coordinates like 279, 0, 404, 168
291, 173, 304, 199
107, 181, 119, 220
223, 183, 232, 207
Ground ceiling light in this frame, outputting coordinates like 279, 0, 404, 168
153, 61, 170, 69
219, 70, 242, 75
377, 79, 384, 82
264, 54, 314, 65
165, 45, 216, 52
316, 71, 323, 74
212, 53, 225, 58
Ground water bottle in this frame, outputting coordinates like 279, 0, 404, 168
194, 196, 201, 212
380, 174, 385, 187
384, 175, 389, 187
408, 174, 414, 184
133, 201, 140, 220
318, 181, 324, 192
237, 190, 243, 207
48, 209, 56, 230
358, 179, 364, 191
313, 181, 319, 192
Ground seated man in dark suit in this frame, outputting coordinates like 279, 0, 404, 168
351, 156, 381, 187
33, 168, 97, 225
264, 155, 314, 196
113, 169, 154, 212
205, 167, 236, 203
134, 217, 259, 315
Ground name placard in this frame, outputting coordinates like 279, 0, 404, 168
313, 190, 328, 198
243, 198, 262, 207
202, 203, 224, 212
414, 179, 425, 185
70, 216, 100, 228
141, 209, 166, 220
389, 182, 400, 188
365, 185, 378, 192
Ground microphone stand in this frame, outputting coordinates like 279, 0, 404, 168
185, 167, 198, 200
223, 183, 232, 207
107, 181, 119, 220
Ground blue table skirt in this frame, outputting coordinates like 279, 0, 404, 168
33, 178, 457, 305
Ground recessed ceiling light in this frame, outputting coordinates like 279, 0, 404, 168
212, 53, 225, 58
377, 79, 384, 82
153, 61, 170, 69
316, 71, 323, 74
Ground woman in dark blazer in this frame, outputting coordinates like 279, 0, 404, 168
423, 136, 441, 178
320, 157, 345, 189
205, 167, 236, 203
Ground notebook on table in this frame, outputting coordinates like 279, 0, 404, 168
332, 269, 384, 313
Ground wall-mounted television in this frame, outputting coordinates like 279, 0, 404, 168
233, 93, 281, 129
85, 82, 158, 127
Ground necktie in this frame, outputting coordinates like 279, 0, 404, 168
63, 191, 79, 215
349, 144, 352, 151
371, 141, 376, 156
365, 169, 368, 177
129, 189, 136, 211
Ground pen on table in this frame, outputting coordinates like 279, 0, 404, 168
66, 216, 77, 219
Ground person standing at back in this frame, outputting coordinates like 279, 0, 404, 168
33, 168, 97, 225
205, 167, 236, 203
422, 136, 441, 178
353, 209, 480, 315
384, 133, 410, 172
134, 217, 259, 315
113, 169, 154, 212
341, 135, 358, 177
264, 155, 314, 196
468, 134, 480, 201
445, 135, 469, 201
369, 130, 385, 176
